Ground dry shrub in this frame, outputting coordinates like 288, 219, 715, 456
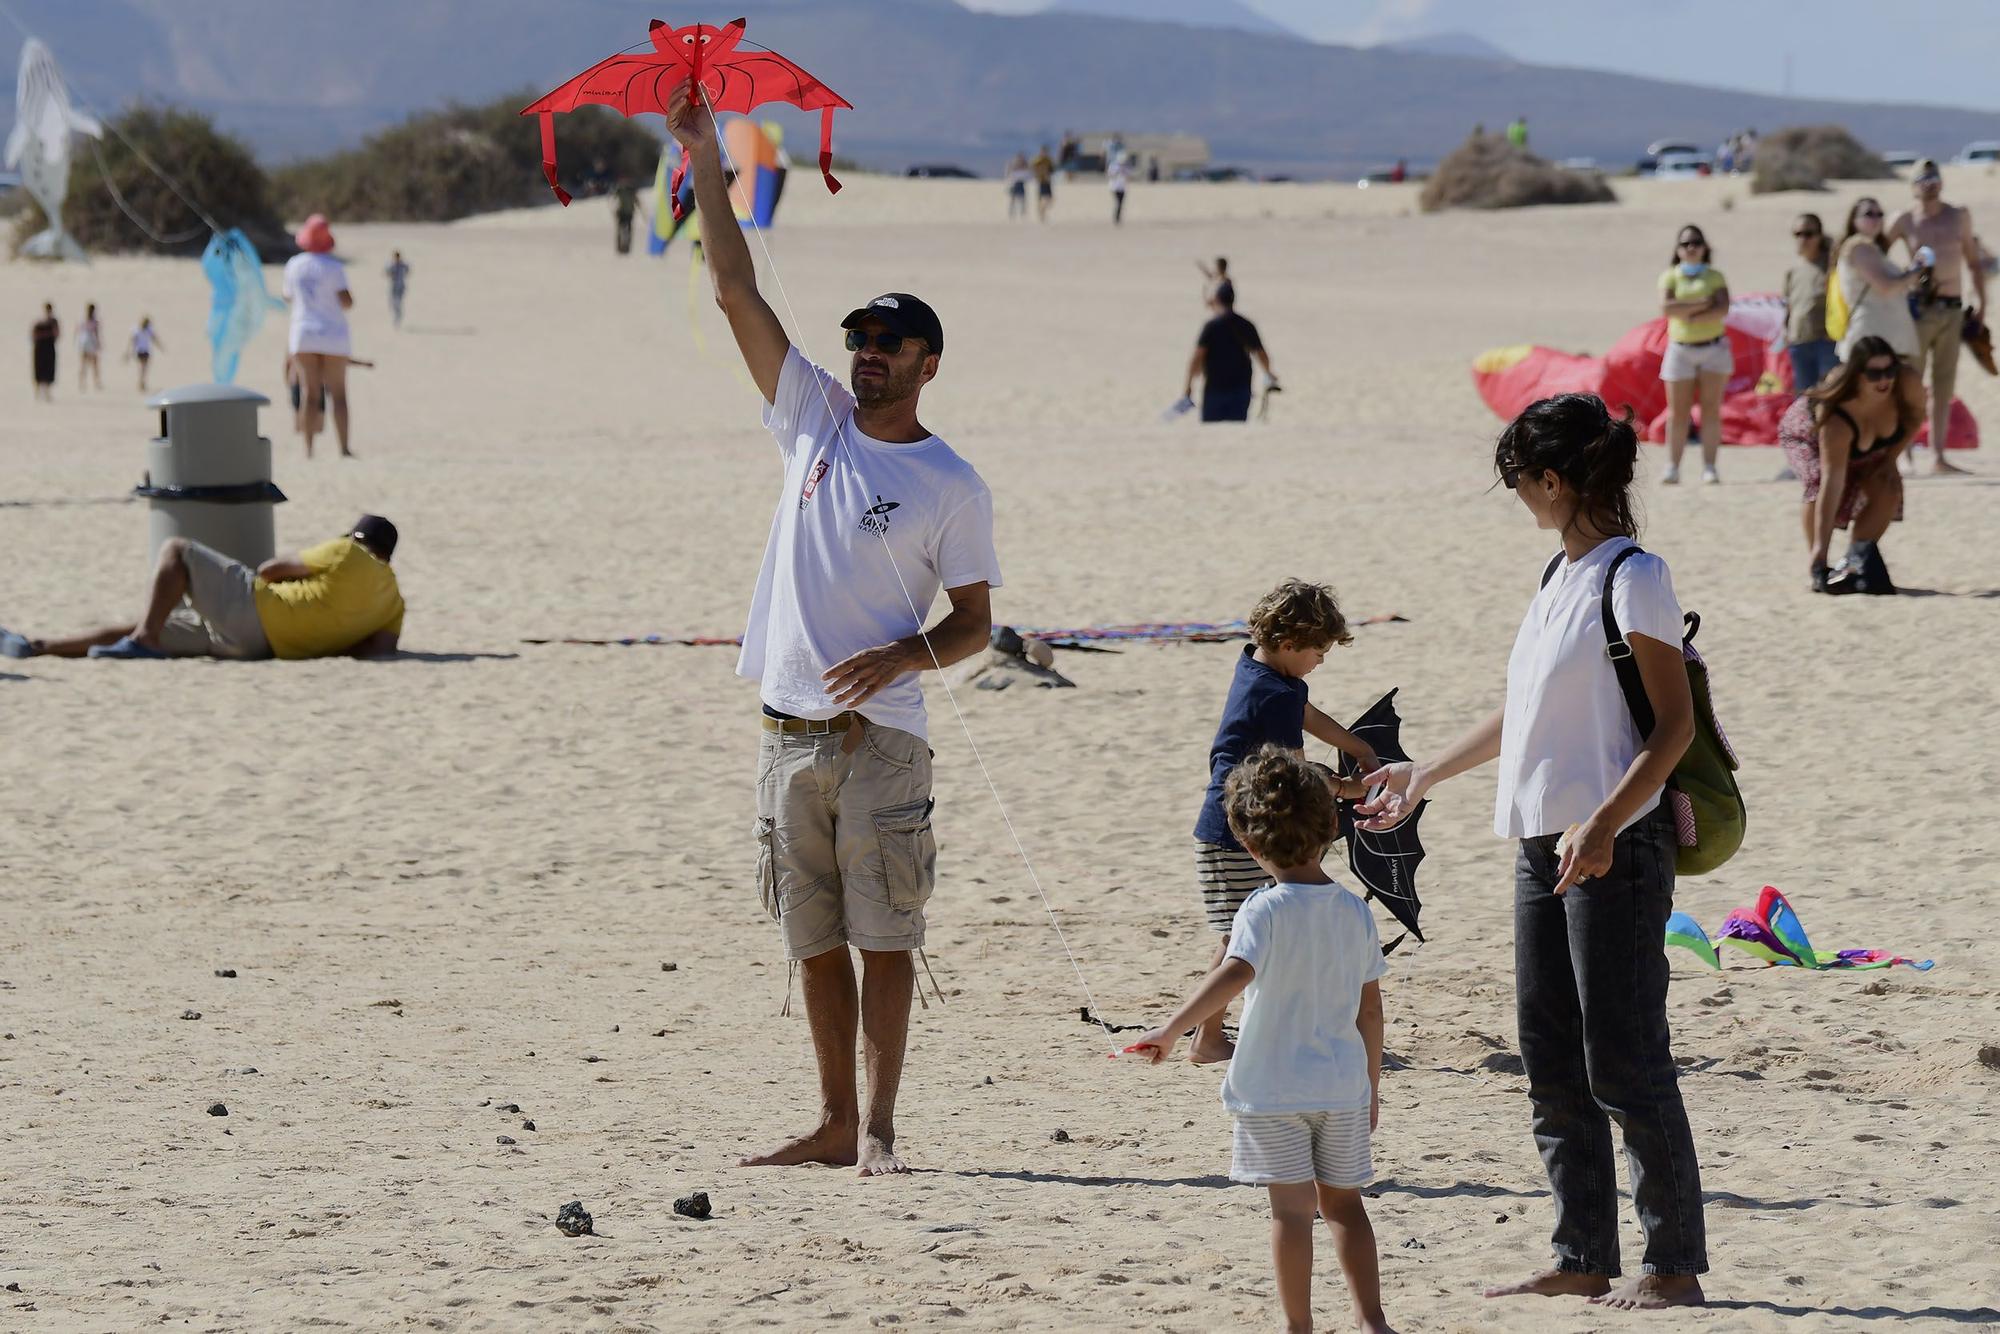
1419, 133, 1616, 212
1751, 126, 1892, 194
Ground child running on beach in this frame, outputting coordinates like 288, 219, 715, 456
1189, 579, 1376, 1063
1133, 745, 1392, 1334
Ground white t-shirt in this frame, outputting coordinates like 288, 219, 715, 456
739, 348, 1003, 741
282, 252, 352, 356
1495, 537, 1684, 840
1107, 161, 1129, 193
130, 325, 154, 355
1222, 881, 1386, 1115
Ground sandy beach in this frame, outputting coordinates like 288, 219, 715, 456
4, 172, 1999, 1331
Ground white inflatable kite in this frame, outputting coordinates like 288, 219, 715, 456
5, 38, 102, 261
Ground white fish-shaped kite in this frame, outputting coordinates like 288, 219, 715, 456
5, 38, 103, 261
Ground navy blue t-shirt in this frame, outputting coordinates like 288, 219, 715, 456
1193, 645, 1310, 848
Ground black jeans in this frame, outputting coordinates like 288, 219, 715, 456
1514, 805, 1707, 1277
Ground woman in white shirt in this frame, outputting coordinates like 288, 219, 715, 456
1834, 197, 1923, 361
1360, 394, 1707, 1311
281, 213, 355, 458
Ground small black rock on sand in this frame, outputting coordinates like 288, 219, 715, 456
556, 1201, 594, 1236
673, 1192, 712, 1221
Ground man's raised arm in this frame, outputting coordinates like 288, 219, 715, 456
666, 79, 788, 403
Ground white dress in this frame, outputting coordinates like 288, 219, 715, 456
1836, 247, 1917, 360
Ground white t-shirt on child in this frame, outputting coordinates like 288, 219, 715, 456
1222, 881, 1386, 1115
739, 347, 1003, 741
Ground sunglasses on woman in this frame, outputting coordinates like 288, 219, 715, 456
1792, 229, 1820, 239
1677, 238, 1704, 249
845, 329, 915, 354
1857, 208, 1883, 219
1862, 362, 1898, 382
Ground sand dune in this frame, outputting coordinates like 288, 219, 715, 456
4, 172, 1999, 1331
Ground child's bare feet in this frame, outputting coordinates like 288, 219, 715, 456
1482, 1269, 1613, 1299
1588, 1275, 1704, 1310
1189, 1031, 1236, 1065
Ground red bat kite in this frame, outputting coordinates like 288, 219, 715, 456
521, 17, 851, 213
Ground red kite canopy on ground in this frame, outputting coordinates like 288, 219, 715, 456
521, 17, 851, 211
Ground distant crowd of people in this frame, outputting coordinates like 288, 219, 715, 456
1657, 158, 1989, 593
28, 301, 166, 399
1003, 129, 1154, 227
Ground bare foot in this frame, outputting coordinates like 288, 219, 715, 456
1932, 458, 1970, 476
737, 1119, 858, 1168
1589, 1275, 1705, 1310
1483, 1269, 1613, 1300
856, 1131, 908, 1177
1188, 1033, 1235, 1066
1357, 1309, 1397, 1332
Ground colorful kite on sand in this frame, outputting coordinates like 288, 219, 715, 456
1665, 886, 1934, 972
521, 17, 849, 214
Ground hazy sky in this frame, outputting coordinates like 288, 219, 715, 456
973, 0, 2000, 114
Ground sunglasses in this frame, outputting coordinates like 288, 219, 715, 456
845, 329, 918, 354
1861, 363, 1898, 382
1677, 238, 1705, 248
1857, 208, 1883, 219
1500, 462, 1523, 490
1792, 229, 1821, 239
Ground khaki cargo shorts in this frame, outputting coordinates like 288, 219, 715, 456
159, 540, 272, 660
1913, 300, 1964, 407
754, 716, 937, 960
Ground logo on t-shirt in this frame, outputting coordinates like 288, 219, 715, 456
859, 495, 900, 535
799, 457, 829, 510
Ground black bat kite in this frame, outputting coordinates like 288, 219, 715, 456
1334, 689, 1427, 952
521, 17, 852, 210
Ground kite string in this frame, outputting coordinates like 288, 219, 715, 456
0, 0, 223, 239
85, 136, 210, 246
695, 85, 1123, 1056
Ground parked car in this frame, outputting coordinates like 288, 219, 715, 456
1651, 151, 1713, 179
1881, 150, 1926, 171
1952, 141, 2000, 167
905, 164, 977, 179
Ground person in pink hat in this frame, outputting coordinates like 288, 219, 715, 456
281, 214, 355, 458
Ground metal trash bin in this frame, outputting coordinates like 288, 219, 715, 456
135, 384, 286, 568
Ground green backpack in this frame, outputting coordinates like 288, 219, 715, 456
1545, 546, 1746, 876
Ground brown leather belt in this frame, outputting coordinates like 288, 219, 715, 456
760, 710, 860, 736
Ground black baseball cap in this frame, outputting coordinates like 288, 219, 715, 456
841, 293, 943, 354
351, 514, 398, 560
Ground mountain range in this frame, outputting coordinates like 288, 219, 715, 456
3, 0, 1996, 177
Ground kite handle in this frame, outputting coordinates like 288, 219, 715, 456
538, 112, 572, 206
819, 106, 842, 194
669, 144, 691, 221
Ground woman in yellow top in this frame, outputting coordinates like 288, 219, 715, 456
1657, 224, 1731, 485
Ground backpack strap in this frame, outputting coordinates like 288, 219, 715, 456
1600, 544, 1656, 740
1539, 551, 1564, 589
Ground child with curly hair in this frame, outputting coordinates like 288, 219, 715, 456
1136, 745, 1392, 1334
1189, 579, 1377, 1064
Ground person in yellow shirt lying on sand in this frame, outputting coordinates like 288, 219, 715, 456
2, 515, 404, 662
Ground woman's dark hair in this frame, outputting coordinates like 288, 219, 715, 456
1807, 335, 1916, 436
1794, 212, 1829, 266
1494, 393, 1641, 539
1670, 224, 1711, 266
1839, 197, 1890, 255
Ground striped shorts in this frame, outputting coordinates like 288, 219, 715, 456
1194, 840, 1269, 933
1231, 1108, 1373, 1187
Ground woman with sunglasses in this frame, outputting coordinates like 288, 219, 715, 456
1358, 395, 1706, 1310
1834, 197, 1923, 362
1656, 225, 1730, 485
1778, 335, 1922, 592
1783, 214, 1839, 391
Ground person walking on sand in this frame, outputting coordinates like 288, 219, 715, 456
1889, 160, 1986, 474
667, 79, 1002, 1179
1107, 152, 1130, 226
1184, 284, 1276, 423
1187, 580, 1377, 1066
77, 302, 103, 391
282, 214, 356, 459
1359, 394, 1707, 1311
1657, 224, 1730, 484
30, 302, 57, 402
126, 316, 163, 393
1004, 152, 1030, 220
1783, 214, 1838, 392
613, 180, 639, 255
385, 251, 410, 328
1, 515, 404, 662
1031, 145, 1055, 223
1133, 746, 1394, 1334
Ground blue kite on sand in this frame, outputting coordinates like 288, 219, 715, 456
1665, 886, 1934, 972
202, 228, 283, 384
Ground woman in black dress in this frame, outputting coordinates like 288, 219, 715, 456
31, 302, 59, 402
